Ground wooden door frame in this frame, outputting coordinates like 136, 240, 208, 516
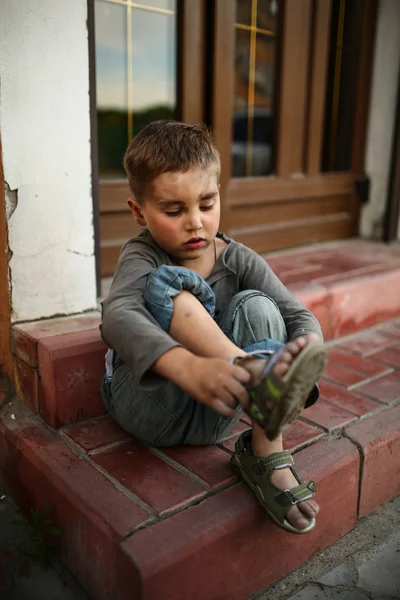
0, 135, 14, 402
383, 63, 400, 242
211, 0, 378, 248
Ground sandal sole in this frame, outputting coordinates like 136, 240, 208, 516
230, 455, 316, 534
248, 343, 327, 440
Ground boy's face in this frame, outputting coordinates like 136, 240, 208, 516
128, 165, 221, 264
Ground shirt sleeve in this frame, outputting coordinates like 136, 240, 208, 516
100, 240, 181, 388
238, 244, 323, 341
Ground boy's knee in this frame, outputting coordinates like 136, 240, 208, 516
232, 290, 281, 321
144, 265, 216, 331
231, 290, 287, 345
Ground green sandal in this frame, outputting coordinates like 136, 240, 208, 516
234, 343, 327, 440
231, 431, 316, 534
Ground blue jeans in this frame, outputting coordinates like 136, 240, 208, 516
101, 266, 300, 446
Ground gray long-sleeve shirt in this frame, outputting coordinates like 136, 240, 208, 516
101, 230, 322, 388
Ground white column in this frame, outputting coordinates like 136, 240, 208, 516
361, 0, 400, 240
0, 0, 97, 322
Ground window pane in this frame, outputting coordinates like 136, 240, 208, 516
236, 0, 252, 26
321, 0, 363, 172
256, 0, 279, 32
131, 6, 177, 137
95, 0, 127, 178
95, 0, 177, 179
232, 0, 280, 178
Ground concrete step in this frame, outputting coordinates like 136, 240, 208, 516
10, 240, 400, 429
1, 320, 400, 599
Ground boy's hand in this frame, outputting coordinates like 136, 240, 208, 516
292, 333, 322, 347
153, 348, 250, 418
181, 355, 251, 418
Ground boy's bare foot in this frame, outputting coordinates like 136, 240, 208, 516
233, 333, 326, 443
241, 334, 321, 391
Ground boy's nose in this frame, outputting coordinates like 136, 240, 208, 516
186, 212, 202, 231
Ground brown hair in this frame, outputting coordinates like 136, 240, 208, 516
123, 120, 220, 202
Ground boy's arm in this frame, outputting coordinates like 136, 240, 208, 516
101, 244, 181, 388
239, 245, 323, 341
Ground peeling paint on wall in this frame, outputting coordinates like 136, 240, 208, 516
4, 182, 18, 221
0, 0, 97, 322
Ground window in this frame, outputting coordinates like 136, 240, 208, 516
232, 0, 281, 177
321, 0, 363, 172
95, 0, 177, 178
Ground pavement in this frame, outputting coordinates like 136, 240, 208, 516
1, 481, 399, 600
0, 483, 88, 600
255, 495, 400, 600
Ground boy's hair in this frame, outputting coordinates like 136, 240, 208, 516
123, 120, 221, 202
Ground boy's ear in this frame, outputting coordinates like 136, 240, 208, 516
128, 197, 146, 227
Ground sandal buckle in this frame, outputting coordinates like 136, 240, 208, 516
275, 489, 298, 507
283, 489, 298, 505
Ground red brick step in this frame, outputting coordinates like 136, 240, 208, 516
1, 318, 400, 598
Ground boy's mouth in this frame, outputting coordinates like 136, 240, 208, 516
183, 237, 205, 250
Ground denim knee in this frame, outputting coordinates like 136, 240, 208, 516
218, 290, 287, 348
144, 265, 216, 331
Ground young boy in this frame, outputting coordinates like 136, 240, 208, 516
100, 121, 327, 535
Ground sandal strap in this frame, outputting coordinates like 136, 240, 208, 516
259, 451, 295, 473
274, 481, 317, 507
232, 350, 274, 366
233, 349, 287, 398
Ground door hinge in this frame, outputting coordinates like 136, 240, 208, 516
354, 175, 370, 204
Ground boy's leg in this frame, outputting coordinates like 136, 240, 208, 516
101, 267, 242, 447
168, 289, 319, 531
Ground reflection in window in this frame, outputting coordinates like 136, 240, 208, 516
321, 0, 363, 172
232, 0, 280, 178
95, 0, 177, 178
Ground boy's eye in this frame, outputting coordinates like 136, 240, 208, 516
165, 209, 182, 216
200, 204, 215, 211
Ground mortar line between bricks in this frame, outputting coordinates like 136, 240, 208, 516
320, 398, 388, 422
26, 408, 242, 530
342, 430, 365, 519
56, 427, 158, 517
3, 408, 160, 535
12, 307, 101, 327
341, 401, 400, 433
346, 368, 395, 391
145, 445, 213, 490
299, 400, 395, 436
58, 430, 131, 456
323, 365, 393, 388
298, 415, 334, 433
349, 389, 400, 406
85, 443, 242, 525
122, 480, 245, 539
84, 453, 158, 517
87, 438, 132, 456
59, 413, 111, 430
